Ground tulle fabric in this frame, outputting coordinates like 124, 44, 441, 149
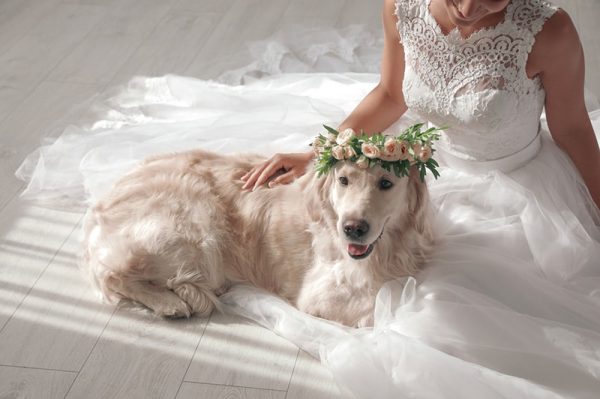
16, 25, 600, 399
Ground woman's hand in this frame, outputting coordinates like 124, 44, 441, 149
241, 151, 314, 191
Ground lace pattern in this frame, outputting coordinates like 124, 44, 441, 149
394, 0, 558, 161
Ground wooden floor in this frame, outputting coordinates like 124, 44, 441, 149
0, 1, 598, 398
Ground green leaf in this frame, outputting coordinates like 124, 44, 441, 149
323, 125, 339, 136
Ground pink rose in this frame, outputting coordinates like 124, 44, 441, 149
361, 142, 381, 159
344, 145, 357, 159
356, 155, 369, 169
409, 142, 422, 162
418, 146, 432, 162
398, 141, 410, 160
380, 137, 402, 161
332, 145, 345, 160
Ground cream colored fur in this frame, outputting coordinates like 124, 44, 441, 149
82, 149, 433, 327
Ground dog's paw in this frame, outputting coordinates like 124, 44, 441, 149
173, 283, 215, 317
153, 297, 192, 319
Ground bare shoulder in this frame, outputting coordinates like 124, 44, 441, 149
383, 0, 401, 33
529, 8, 583, 77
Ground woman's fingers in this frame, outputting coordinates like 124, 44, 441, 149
251, 161, 285, 191
268, 170, 296, 188
241, 161, 270, 190
241, 152, 312, 191
242, 156, 283, 190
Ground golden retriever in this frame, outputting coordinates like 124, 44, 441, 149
82, 149, 433, 327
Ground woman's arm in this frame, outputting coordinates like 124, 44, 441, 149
532, 9, 600, 209
242, 0, 408, 190
338, 0, 408, 134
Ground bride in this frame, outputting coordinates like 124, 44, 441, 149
17, 0, 600, 398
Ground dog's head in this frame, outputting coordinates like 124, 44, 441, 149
305, 161, 430, 261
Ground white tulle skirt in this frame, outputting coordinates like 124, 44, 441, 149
17, 73, 600, 399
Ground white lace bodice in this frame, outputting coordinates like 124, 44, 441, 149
395, 0, 557, 161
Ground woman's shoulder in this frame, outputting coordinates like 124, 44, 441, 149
389, 0, 423, 19
534, 8, 580, 59
528, 8, 582, 78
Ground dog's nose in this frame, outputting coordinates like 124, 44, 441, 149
343, 220, 370, 240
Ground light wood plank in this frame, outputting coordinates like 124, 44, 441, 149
286, 351, 350, 399
0, 81, 101, 210
66, 309, 207, 399
0, 366, 76, 399
49, 0, 176, 85
0, 200, 82, 330
0, 1, 105, 137
184, 0, 290, 80
171, 0, 236, 14
0, 84, 26, 124
281, 0, 345, 27
336, 0, 382, 29
0, 0, 65, 56
0, 218, 117, 371
575, 1, 600, 98
176, 382, 286, 399
0, 2, 105, 92
109, 10, 223, 86
184, 312, 298, 391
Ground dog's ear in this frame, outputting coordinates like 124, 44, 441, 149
408, 168, 431, 235
302, 168, 336, 224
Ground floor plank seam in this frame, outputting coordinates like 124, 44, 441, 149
179, 380, 288, 393
172, 311, 213, 399
0, 214, 85, 334
62, 304, 118, 399
0, 4, 106, 129
0, 182, 25, 214
40, 4, 110, 87
0, 363, 79, 374
283, 348, 300, 399
103, 1, 177, 90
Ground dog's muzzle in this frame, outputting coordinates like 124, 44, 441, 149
344, 219, 374, 260
343, 219, 370, 240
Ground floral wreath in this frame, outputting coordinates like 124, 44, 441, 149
311, 123, 442, 182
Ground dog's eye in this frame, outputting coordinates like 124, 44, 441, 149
379, 179, 393, 190
339, 176, 349, 186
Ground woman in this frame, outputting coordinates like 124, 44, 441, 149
227, 0, 600, 398
242, 0, 600, 209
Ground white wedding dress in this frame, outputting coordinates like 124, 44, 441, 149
16, 0, 600, 397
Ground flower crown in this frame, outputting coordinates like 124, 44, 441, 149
312, 123, 442, 181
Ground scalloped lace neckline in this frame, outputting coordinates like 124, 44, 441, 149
425, 0, 517, 42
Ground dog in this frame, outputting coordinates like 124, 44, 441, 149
82, 148, 433, 327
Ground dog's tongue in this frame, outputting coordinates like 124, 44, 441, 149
348, 244, 369, 256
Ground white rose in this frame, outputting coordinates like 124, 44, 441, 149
361, 142, 381, 159
312, 137, 323, 155
331, 145, 345, 160
356, 155, 369, 169
336, 128, 356, 146
327, 133, 337, 144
